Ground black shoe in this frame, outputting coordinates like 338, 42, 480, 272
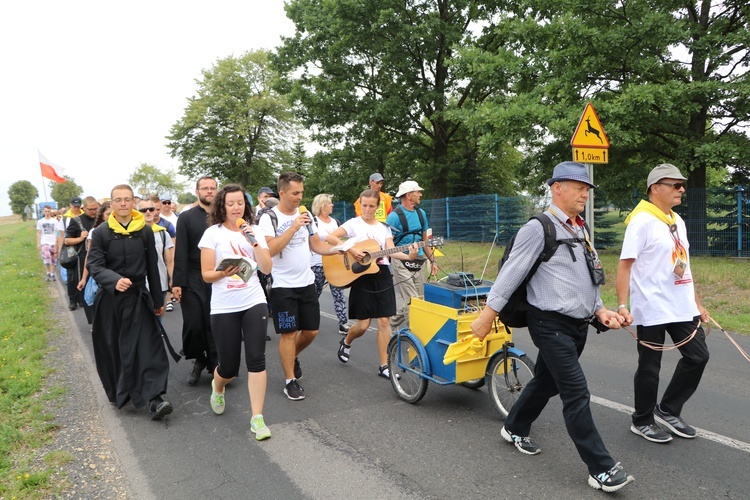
186, 360, 206, 385
149, 399, 173, 420
501, 426, 541, 455
654, 404, 697, 438
588, 462, 634, 492
378, 364, 400, 380
630, 423, 672, 443
68, 302, 78, 311
338, 338, 350, 363
338, 323, 349, 335
284, 379, 305, 401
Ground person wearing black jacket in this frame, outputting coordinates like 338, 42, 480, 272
172, 176, 218, 385
64, 196, 98, 317
87, 185, 172, 420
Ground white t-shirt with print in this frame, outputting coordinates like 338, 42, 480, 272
198, 224, 269, 314
340, 217, 393, 265
258, 207, 315, 288
311, 216, 339, 267
37, 217, 58, 245
620, 211, 699, 326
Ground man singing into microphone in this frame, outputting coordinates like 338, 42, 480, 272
257, 171, 336, 401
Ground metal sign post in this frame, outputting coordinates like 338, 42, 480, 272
571, 103, 609, 248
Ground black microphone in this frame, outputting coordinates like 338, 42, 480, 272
235, 218, 258, 247
298, 205, 315, 236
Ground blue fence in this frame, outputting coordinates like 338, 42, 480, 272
332, 186, 750, 256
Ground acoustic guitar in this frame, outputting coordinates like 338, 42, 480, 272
322, 237, 444, 288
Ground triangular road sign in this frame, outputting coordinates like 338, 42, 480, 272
571, 103, 609, 148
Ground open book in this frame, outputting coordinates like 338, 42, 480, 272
329, 235, 367, 253
215, 255, 258, 283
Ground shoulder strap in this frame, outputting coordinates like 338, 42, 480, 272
393, 206, 426, 245
523, 213, 560, 282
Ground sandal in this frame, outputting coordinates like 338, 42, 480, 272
378, 365, 400, 380
337, 338, 350, 363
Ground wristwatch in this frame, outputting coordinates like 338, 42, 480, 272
617, 304, 628, 311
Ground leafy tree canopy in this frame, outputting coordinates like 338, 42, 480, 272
50, 176, 83, 209
177, 192, 197, 205
275, 0, 522, 199
167, 50, 299, 189
8, 180, 38, 220
127, 163, 186, 199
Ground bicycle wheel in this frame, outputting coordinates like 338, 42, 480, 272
387, 335, 428, 404
487, 353, 535, 417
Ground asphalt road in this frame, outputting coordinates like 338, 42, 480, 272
66, 287, 750, 499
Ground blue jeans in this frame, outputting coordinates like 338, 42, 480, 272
504, 310, 615, 475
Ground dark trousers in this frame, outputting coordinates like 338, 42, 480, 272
504, 312, 615, 475
632, 318, 709, 425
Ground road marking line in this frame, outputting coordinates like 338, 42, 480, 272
591, 395, 750, 454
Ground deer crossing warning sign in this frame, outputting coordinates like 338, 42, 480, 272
571, 103, 610, 148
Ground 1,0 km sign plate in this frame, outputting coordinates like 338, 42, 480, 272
573, 147, 608, 164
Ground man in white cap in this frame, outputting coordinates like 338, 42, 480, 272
471, 161, 634, 493
354, 173, 392, 222
616, 163, 710, 444
387, 180, 438, 333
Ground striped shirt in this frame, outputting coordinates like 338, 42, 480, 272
486, 204, 603, 320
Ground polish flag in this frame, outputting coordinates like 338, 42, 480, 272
38, 151, 66, 183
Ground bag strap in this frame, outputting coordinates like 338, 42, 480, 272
392, 206, 426, 245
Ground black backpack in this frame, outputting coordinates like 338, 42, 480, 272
496, 213, 562, 328
256, 208, 278, 300
391, 205, 426, 246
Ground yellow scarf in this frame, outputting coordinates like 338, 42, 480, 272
150, 223, 166, 233
624, 199, 676, 227
107, 210, 146, 235
62, 208, 81, 218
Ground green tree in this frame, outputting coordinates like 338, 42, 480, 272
456, 0, 749, 250
275, 0, 519, 200
8, 180, 38, 220
50, 176, 83, 209
167, 50, 298, 188
127, 163, 186, 199
177, 192, 197, 205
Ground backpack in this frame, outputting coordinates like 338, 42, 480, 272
391, 205, 426, 246
59, 215, 84, 269
497, 213, 584, 328
256, 208, 278, 299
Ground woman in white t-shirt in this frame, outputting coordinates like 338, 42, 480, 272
311, 194, 349, 334
198, 184, 273, 441
326, 189, 418, 380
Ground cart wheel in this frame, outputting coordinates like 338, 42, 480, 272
460, 379, 485, 389
486, 353, 535, 417
387, 335, 428, 404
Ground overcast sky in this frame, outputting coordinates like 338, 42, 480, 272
0, 0, 295, 216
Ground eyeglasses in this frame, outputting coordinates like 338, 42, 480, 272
112, 198, 133, 204
162, 201, 171, 204
656, 182, 685, 190
138, 207, 156, 213
198, 186, 217, 192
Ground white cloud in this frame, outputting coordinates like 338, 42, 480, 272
0, 0, 294, 214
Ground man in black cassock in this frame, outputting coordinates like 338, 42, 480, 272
87, 184, 173, 420
172, 176, 217, 384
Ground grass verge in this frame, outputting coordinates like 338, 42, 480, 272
436, 241, 750, 334
0, 222, 64, 498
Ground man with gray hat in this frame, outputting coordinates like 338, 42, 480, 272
387, 180, 438, 333
616, 163, 710, 444
354, 173, 392, 222
256, 187, 275, 216
471, 161, 634, 493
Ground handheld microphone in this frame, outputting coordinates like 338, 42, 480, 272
298, 205, 315, 236
235, 218, 258, 247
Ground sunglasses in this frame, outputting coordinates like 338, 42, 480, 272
138, 207, 156, 213
162, 201, 171, 204
656, 181, 685, 190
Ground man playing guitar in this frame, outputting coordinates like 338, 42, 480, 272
325, 189, 418, 380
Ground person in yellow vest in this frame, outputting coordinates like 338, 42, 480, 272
354, 173, 392, 222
